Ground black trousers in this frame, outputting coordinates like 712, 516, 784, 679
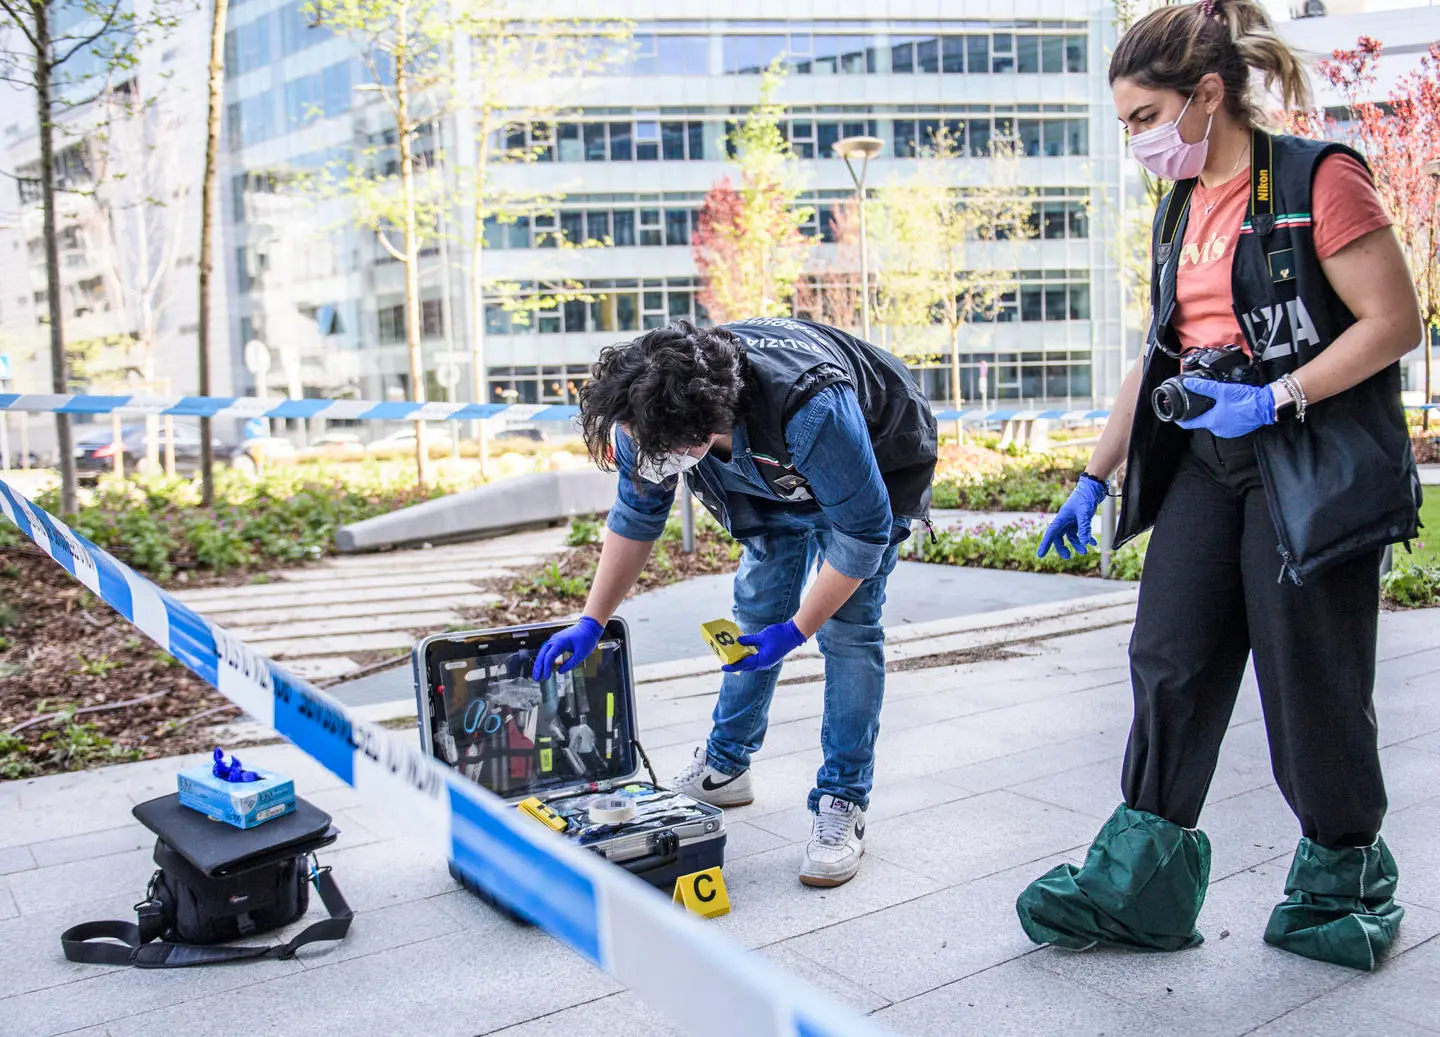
1122, 430, 1387, 849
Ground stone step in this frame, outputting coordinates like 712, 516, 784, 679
231, 610, 459, 642
216, 593, 501, 628
285, 656, 363, 680
250, 630, 416, 659
271, 557, 540, 583
181, 581, 493, 614
176, 569, 508, 604
324, 529, 572, 566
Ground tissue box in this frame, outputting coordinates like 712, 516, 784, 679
177, 764, 295, 829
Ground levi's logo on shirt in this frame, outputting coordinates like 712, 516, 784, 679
1179, 231, 1231, 269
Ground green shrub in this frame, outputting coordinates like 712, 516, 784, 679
903, 521, 1147, 581
567, 515, 602, 546
0, 732, 35, 779
932, 452, 1087, 513
529, 561, 588, 599
1382, 562, 1440, 609
38, 707, 141, 771
184, 516, 256, 571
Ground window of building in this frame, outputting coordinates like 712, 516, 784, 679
378, 303, 403, 343
664, 209, 690, 246
723, 35, 786, 74
991, 33, 1015, 73
1017, 35, 1040, 74
638, 208, 663, 246
657, 35, 710, 76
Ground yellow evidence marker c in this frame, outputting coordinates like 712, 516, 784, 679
673, 866, 731, 918
701, 618, 757, 667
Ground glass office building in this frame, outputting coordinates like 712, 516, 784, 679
220, 1, 1126, 410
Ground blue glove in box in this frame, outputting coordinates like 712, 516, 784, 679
177, 752, 295, 829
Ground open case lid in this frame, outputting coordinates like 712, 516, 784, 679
411, 617, 649, 802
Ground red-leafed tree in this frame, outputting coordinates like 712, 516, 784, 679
692, 68, 813, 323
1293, 37, 1440, 427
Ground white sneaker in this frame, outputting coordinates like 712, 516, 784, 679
667, 746, 754, 807
800, 795, 865, 887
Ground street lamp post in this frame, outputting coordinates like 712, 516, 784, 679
833, 136, 884, 343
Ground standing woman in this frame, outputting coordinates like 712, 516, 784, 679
1018, 0, 1423, 970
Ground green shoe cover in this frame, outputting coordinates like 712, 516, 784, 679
1016, 803, 1210, 951
1264, 836, 1404, 971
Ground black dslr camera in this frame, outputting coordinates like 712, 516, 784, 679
1151, 344, 1258, 423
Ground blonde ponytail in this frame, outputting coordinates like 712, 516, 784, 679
1216, 0, 1313, 115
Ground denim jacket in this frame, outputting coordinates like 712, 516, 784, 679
605, 385, 903, 580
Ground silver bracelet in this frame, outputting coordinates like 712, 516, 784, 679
1280, 373, 1308, 422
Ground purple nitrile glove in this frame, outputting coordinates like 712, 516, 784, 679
1037, 473, 1108, 561
1175, 379, 1277, 438
722, 620, 807, 673
532, 616, 604, 682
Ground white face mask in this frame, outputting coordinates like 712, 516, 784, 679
636, 449, 704, 484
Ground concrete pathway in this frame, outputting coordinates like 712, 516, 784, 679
328, 558, 1120, 709
169, 527, 570, 681
4, 596, 1438, 1036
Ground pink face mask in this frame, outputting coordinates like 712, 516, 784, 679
1128, 91, 1212, 181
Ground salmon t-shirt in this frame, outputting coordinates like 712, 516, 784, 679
1172, 153, 1392, 354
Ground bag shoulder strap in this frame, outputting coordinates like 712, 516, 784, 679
60, 866, 352, 969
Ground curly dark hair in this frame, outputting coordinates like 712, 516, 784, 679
579, 320, 747, 474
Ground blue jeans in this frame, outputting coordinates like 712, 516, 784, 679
705, 508, 901, 812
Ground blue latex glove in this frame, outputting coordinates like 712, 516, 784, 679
1175, 379, 1276, 438
532, 617, 603, 682
1037, 474, 1108, 561
722, 620, 807, 673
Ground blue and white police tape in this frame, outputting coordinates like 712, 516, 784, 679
3, 391, 1438, 426
0, 393, 580, 424
0, 390, 1115, 425
0, 478, 888, 1037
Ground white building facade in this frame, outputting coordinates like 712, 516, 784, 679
221, 0, 1128, 414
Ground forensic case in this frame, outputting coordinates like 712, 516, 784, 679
412, 618, 726, 913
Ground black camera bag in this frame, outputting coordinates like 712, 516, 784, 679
61, 794, 351, 968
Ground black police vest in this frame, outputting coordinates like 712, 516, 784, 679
1119, 130, 1422, 582
716, 317, 938, 527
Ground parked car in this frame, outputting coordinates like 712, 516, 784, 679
74, 423, 292, 481
364, 426, 455, 459
296, 430, 366, 463
494, 425, 548, 444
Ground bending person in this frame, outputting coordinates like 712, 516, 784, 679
531, 316, 937, 888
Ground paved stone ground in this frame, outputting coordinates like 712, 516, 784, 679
168, 527, 570, 681
3, 596, 1438, 1037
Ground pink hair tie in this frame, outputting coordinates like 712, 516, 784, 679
1197, 0, 1218, 16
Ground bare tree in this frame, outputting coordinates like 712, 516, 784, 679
198, 0, 229, 503
869, 128, 1035, 435
460, 6, 628, 470
88, 83, 191, 471
312, 0, 453, 487
0, 0, 163, 513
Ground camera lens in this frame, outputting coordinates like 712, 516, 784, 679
1152, 382, 1184, 422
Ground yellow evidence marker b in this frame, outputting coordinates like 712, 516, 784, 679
673, 867, 731, 918
701, 618, 757, 667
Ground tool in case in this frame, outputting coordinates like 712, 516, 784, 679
413, 617, 726, 916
